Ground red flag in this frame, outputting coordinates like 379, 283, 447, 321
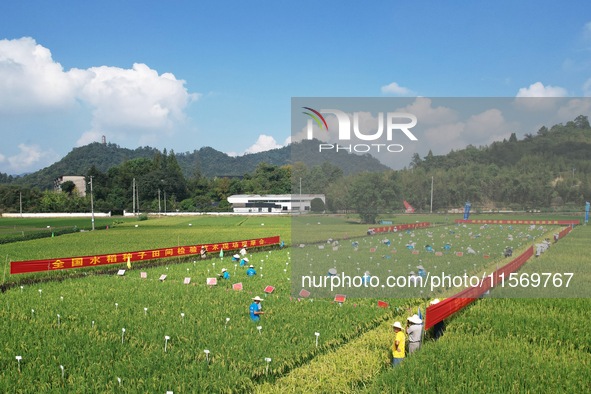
403, 200, 415, 213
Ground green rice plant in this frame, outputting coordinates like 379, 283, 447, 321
364, 225, 591, 394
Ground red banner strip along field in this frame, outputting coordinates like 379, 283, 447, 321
10, 235, 280, 274
455, 219, 579, 225
369, 221, 431, 233
425, 245, 534, 330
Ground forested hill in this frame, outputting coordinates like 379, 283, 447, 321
8, 139, 389, 190
178, 140, 390, 179
412, 115, 591, 174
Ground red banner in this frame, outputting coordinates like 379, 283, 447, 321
369, 222, 431, 234
455, 219, 579, 225
558, 225, 573, 240
424, 245, 534, 330
10, 236, 281, 274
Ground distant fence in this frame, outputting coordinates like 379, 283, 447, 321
2, 212, 111, 218
455, 219, 579, 225
11, 235, 281, 274
368, 222, 431, 234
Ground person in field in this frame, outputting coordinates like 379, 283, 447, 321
246, 265, 257, 276
417, 265, 427, 278
362, 271, 371, 285
406, 314, 423, 354
218, 268, 230, 280
408, 271, 418, 287
200, 246, 207, 259
240, 257, 249, 267
392, 321, 405, 366
249, 296, 264, 321
430, 299, 446, 340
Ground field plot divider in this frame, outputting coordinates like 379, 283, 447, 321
10, 235, 281, 274
425, 245, 535, 330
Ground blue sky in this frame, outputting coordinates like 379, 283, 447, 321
1, 1, 590, 174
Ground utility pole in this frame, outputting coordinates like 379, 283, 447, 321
158, 188, 161, 214
89, 176, 95, 231
136, 181, 140, 214
299, 177, 302, 214
19, 191, 22, 217
430, 176, 434, 214
132, 178, 136, 215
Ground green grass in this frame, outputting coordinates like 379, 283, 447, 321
0, 214, 587, 392
0, 249, 405, 393
363, 225, 591, 394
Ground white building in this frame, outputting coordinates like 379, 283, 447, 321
227, 194, 325, 214
54, 176, 87, 197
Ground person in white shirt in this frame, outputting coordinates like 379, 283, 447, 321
406, 314, 423, 354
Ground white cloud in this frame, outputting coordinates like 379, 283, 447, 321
0, 37, 77, 112
244, 134, 283, 154
422, 108, 511, 155
0, 37, 198, 149
396, 97, 458, 125
381, 82, 413, 95
228, 134, 290, 157
4, 144, 60, 174
465, 109, 509, 144
516, 82, 567, 98
556, 98, 591, 120
514, 82, 568, 111
77, 63, 197, 140
76, 130, 103, 147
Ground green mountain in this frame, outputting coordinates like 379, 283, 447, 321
11, 140, 389, 190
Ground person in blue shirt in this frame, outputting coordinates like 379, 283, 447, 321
362, 271, 371, 285
249, 296, 264, 321
246, 265, 257, 276
232, 254, 240, 262
218, 268, 230, 280
417, 265, 427, 278
240, 257, 249, 267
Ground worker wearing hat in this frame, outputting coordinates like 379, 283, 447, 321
219, 268, 230, 280
409, 271, 418, 287
246, 264, 257, 276
232, 254, 241, 262
406, 314, 423, 354
392, 321, 405, 366
240, 257, 249, 267
416, 265, 426, 279
249, 296, 264, 322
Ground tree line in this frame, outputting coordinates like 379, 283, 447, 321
1, 116, 590, 223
